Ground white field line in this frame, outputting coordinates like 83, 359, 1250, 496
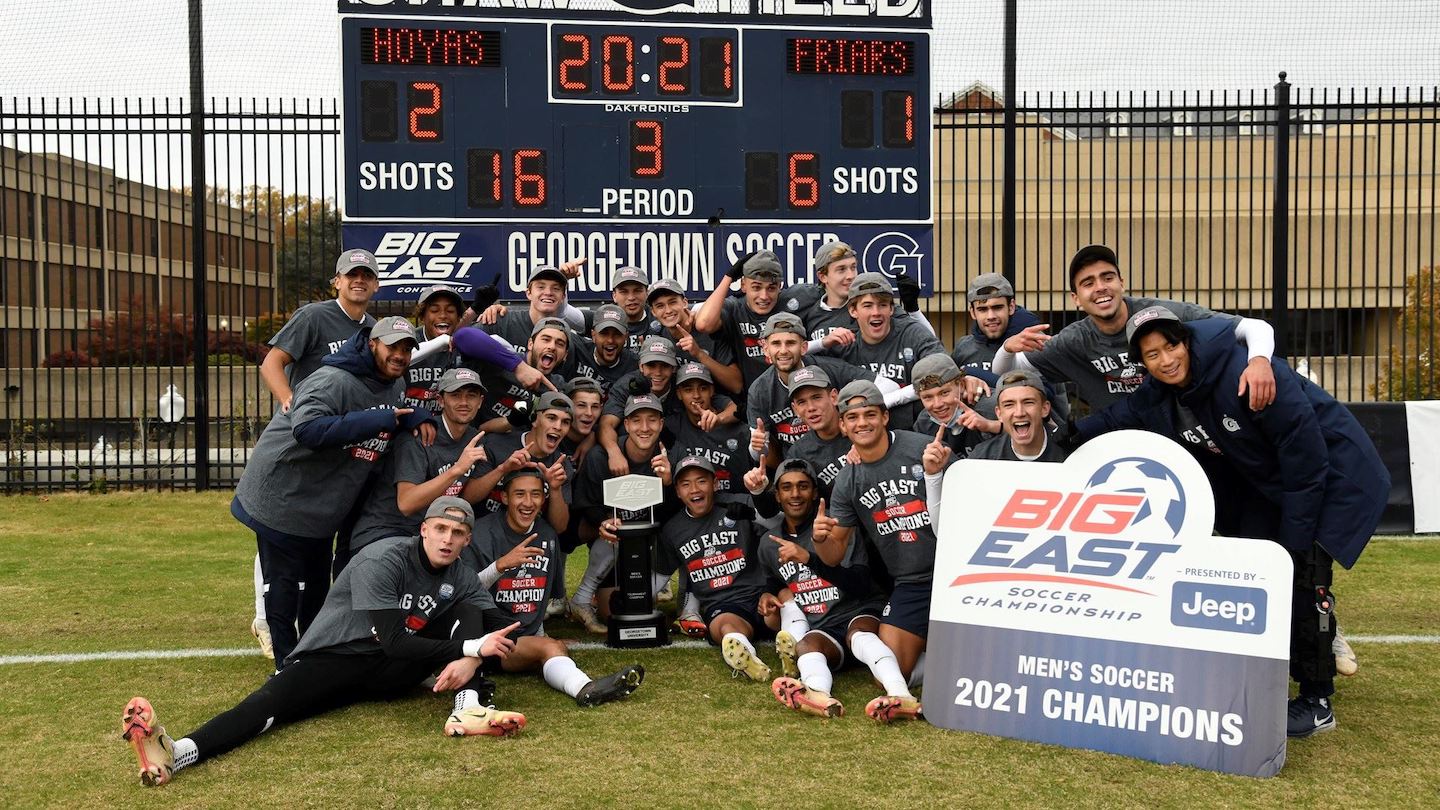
2, 635, 1436, 667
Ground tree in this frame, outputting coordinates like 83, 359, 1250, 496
1372, 266, 1439, 401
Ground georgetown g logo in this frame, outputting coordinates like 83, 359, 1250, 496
862, 231, 923, 280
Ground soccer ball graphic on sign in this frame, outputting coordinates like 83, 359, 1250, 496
1083, 457, 1187, 539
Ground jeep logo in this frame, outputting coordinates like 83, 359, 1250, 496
1171, 582, 1266, 634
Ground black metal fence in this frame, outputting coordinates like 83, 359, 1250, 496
1, 82, 1436, 492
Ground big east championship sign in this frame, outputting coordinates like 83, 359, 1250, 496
924, 430, 1293, 777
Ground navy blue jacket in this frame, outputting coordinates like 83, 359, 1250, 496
293, 329, 434, 449
1078, 318, 1388, 569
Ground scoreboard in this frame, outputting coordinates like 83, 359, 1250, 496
337, 1, 932, 301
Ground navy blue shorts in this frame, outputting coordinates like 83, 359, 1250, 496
703, 601, 775, 645
879, 581, 932, 639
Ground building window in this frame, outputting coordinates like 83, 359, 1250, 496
1170, 111, 1195, 137
1105, 111, 1130, 138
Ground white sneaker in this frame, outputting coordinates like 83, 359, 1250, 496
1333, 628, 1359, 676
251, 617, 273, 660
545, 598, 567, 619
567, 597, 607, 634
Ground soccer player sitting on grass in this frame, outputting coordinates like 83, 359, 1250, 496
750, 459, 888, 719
814, 381, 944, 723
122, 498, 527, 787
466, 468, 645, 708
629, 455, 778, 682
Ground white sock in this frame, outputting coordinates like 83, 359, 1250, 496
573, 541, 616, 605
723, 632, 756, 658
542, 656, 592, 699
797, 650, 832, 694
850, 631, 913, 699
253, 555, 265, 619
779, 600, 810, 640
908, 652, 926, 688
172, 737, 198, 771
454, 688, 481, 714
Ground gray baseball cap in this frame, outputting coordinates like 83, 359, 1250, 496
610, 265, 650, 290
912, 354, 964, 392
675, 361, 713, 385
812, 240, 856, 272
593, 304, 628, 334
335, 248, 380, 277
836, 380, 886, 414
995, 369, 1049, 400
846, 272, 894, 305
527, 265, 568, 286
761, 312, 807, 340
966, 273, 1015, 304
773, 457, 819, 488
564, 376, 603, 397
638, 335, 678, 366
370, 316, 418, 347
417, 284, 464, 308
742, 250, 783, 282
646, 277, 687, 304
424, 496, 474, 528
786, 365, 833, 398
1124, 305, 1183, 354
530, 316, 571, 339
533, 390, 575, 416
623, 394, 664, 417
437, 367, 487, 393
674, 454, 716, 478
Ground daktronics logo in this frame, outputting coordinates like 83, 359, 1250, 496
953, 478, 1183, 594
373, 232, 480, 289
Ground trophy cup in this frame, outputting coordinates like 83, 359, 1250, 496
601, 473, 671, 648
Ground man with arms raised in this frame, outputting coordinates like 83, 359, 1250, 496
121, 497, 528, 786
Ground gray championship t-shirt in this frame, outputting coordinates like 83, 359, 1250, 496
969, 434, 1068, 462
665, 416, 754, 493
782, 428, 853, 499
1024, 296, 1228, 411
349, 422, 482, 551
484, 308, 537, 349
821, 318, 945, 428
287, 535, 493, 663
235, 364, 404, 538
827, 430, 937, 586
714, 297, 776, 389
560, 337, 639, 400
746, 356, 866, 449
401, 343, 454, 413
463, 512, 560, 638
757, 522, 884, 637
268, 299, 374, 389
657, 507, 767, 615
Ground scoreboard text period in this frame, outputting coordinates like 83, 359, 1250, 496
338, 1, 932, 301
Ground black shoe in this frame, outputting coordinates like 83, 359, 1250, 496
1286, 695, 1335, 738
575, 664, 645, 708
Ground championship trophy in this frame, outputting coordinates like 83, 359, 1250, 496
601, 473, 671, 647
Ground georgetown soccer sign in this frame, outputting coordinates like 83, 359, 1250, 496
924, 430, 1293, 777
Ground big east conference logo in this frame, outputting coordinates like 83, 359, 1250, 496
926, 430, 1294, 778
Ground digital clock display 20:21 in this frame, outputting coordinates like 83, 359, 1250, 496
551, 26, 738, 102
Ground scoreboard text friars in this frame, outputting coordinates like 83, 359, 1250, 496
337, 1, 933, 300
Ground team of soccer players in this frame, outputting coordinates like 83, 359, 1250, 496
123, 242, 1380, 786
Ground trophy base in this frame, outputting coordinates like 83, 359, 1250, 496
606, 611, 671, 648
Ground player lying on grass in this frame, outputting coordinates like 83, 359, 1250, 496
123, 498, 527, 787
748, 460, 891, 720
465, 467, 645, 708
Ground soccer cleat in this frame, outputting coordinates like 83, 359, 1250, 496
251, 616, 274, 660
1333, 629, 1359, 676
1286, 696, 1336, 738
545, 598, 567, 620
721, 636, 771, 682
444, 705, 527, 738
567, 598, 608, 634
674, 614, 708, 639
864, 695, 923, 724
122, 697, 175, 786
772, 677, 844, 718
575, 664, 646, 708
774, 630, 800, 679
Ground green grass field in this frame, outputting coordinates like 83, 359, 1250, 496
1, 492, 1437, 808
